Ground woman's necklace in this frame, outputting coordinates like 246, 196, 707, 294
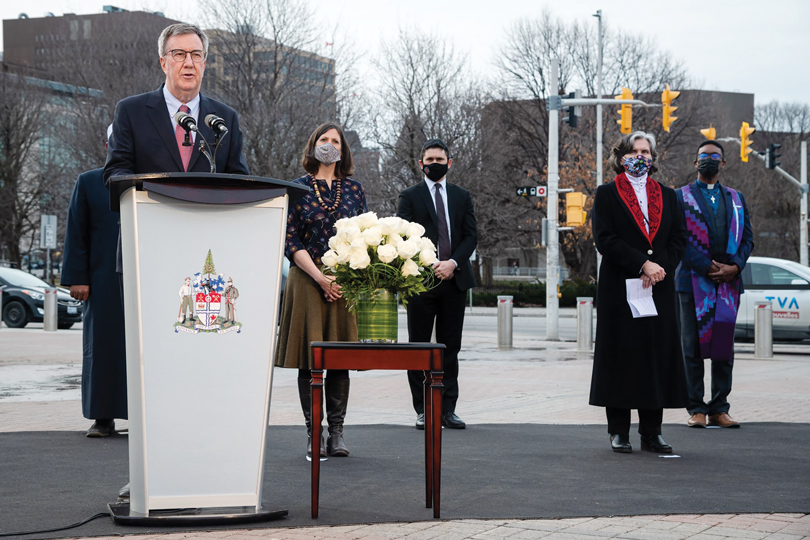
310, 174, 342, 212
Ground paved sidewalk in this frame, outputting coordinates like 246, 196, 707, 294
1, 315, 808, 540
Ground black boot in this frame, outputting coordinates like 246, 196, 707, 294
298, 377, 326, 460
325, 378, 350, 457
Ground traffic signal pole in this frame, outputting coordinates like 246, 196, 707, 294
802, 141, 808, 266
547, 59, 561, 340
594, 9, 604, 278
719, 137, 809, 266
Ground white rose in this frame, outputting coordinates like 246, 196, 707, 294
356, 212, 378, 230
336, 247, 352, 264
401, 258, 420, 277
418, 237, 436, 252
362, 226, 383, 246
378, 216, 403, 235
322, 250, 338, 268
349, 247, 371, 269
350, 236, 367, 250
406, 222, 425, 239
397, 239, 419, 260
377, 244, 398, 264
396, 219, 411, 235
386, 233, 403, 248
419, 249, 438, 266
328, 235, 340, 250
334, 217, 352, 232
338, 224, 361, 243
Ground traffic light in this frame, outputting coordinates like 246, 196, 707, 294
740, 122, 756, 162
700, 125, 717, 140
615, 87, 633, 134
565, 192, 587, 227
766, 143, 782, 169
563, 90, 581, 128
661, 84, 680, 132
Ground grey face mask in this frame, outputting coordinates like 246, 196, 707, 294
314, 143, 341, 165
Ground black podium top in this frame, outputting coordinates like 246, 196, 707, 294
108, 172, 310, 212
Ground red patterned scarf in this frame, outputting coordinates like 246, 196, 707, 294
614, 172, 662, 247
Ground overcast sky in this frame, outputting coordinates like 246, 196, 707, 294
2, 0, 808, 104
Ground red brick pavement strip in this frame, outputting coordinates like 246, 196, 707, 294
58, 515, 810, 539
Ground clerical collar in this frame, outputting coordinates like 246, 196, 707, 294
626, 172, 647, 189
697, 178, 720, 190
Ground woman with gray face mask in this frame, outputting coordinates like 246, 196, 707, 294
274, 122, 367, 461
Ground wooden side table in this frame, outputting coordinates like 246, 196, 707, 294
309, 342, 445, 519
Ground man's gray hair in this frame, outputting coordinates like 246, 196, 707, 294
157, 23, 209, 57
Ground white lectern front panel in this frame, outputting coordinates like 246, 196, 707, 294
121, 189, 286, 513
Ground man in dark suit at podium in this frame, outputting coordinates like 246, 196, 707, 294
102, 22, 249, 501
104, 22, 248, 186
397, 139, 478, 430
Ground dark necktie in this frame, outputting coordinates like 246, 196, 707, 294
434, 183, 451, 261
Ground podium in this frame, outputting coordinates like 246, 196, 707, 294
107, 173, 308, 524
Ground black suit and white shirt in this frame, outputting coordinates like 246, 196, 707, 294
397, 177, 478, 418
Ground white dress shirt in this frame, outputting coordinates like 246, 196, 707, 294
163, 86, 200, 144
425, 177, 457, 267
626, 172, 649, 233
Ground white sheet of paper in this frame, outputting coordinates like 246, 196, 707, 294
626, 278, 658, 318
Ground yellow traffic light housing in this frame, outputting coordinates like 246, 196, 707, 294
740, 121, 756, 162
661, 84, 680, 132
615, 87, 633, 134
700, 125, 717, 140
566, 192, 587, 227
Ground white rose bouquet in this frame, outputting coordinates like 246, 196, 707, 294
321, 212, 438, 307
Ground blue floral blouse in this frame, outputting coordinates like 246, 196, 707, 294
285, 175, 368, 267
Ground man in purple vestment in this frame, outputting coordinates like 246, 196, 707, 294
675, 140, 753, 429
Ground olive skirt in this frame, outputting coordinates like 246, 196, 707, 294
274, 266, 358, 369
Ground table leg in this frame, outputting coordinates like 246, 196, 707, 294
424, 371, 432, 508
431, 369, 444, 518
311, 368, 324, 519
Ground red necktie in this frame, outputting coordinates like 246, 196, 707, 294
174, 104, 192, 171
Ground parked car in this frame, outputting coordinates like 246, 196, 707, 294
0, 268, 83, 329
736, 256, 810, 340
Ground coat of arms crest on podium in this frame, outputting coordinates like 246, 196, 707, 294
174, 249, 242, 334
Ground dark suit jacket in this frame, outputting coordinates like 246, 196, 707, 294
103, 85, 249, 184
397, 180, 478, 291
674, 182, 754, 294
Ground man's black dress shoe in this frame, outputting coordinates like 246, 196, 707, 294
441, 412, 466, 429
87, 419, 115, 438
640, 434, 673, 454
610, 433, 632, 453
415, 413, 425, 430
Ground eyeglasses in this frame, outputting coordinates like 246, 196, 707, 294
166, 49, 206, 63
698, 152, 723, 160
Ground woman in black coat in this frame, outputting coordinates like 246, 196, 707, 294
590, 131, 688, 454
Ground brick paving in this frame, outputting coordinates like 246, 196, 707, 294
1, 313, 808, 540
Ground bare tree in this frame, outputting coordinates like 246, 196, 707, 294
197, 0, 348, 181
0, 69, 68, 266
755, 101, 810, 136
491, 11, 698, 279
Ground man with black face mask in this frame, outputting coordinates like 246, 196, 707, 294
397, 139, 478, 430
675, 140, 754, 429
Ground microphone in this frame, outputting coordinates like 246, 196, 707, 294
205, 114, 229, 136
174, 111, 198, 132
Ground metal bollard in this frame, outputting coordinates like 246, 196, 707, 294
754, 300, 773, 358
44, 287, 58, 332
576, 297, 594, 352
497, 295, 513, 349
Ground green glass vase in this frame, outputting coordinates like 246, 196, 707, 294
356, 289, 398, 343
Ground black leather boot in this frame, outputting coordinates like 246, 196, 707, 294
298, 377, 326, 460
610, 433, 632, 453
325, 378, 350, 457
640, 434, 673, 454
